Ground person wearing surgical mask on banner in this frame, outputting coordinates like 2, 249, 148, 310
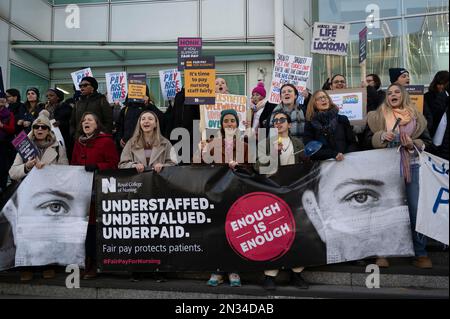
364, 83, 433, 269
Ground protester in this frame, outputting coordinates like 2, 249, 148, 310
117, 86, 165, 148
249, 82, 268, 136
425, 71, 449, 137
22, 88, 44, 134
364, 84, 433, 268
429, 85, 449, 160
0, 93, 16, 194
389, 68, 410, 86
5, 89, 26, 135
70, 77, 113, 140
71, 112, 119, 279
8, 110, 68, 281
304, 90, 358, 161
329, 74, 347, 90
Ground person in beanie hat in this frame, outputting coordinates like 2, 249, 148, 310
70, 76, 113, 140
250, 82, 268, 135
389, 68, 410, 86
0, 92, 15, 193
23, 88, 45, 134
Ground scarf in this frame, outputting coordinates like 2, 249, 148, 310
383, 106, 413, 132
79, 132, 98, 146
34, 137, 56, 160
310, 108, 339, 135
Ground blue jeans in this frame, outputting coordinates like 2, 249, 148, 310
405, 164, 428, 257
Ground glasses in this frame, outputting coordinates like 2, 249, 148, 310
79, 83, 91, 88
316, 95, 329, 101
332, 80, 346, 85
272, 118, 288, 124
33, 125, 49, 130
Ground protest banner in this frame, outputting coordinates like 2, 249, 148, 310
184, 57, 216, 105
178, 37, 202, 71
159, 69, 183, 101
202, 94, 247, 132
268, 53, 312, 105
327, 88, 367, 125
405, 85, 425, 114
106, 72, 128, 104
11, 131, 38, 162
311, 22, 351, 56
94, 149, 413, 272
71, 68, 93, 91
128, 73, 147, 103
0, 166, 93, 270
417, 152, 449, 245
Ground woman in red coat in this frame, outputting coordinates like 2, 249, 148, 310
71, 112, 119, 279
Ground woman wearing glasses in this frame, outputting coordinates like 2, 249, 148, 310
70, 76, 113, 140
303, 90, 358, 161
9, 110, 69, 182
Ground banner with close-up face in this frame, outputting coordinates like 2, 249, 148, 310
95, 148, 414, 272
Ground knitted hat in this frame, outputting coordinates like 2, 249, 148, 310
252, 82, 267, 98
26, 87, 40, 100
32, 110, 52, 129
389, 68, 409, 84
220, 109, 239, 127
80, 76, 99, 91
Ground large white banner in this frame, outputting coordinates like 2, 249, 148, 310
417, 152, 449, 245
0, 166, 93, 270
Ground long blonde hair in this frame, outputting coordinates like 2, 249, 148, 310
129, 111, 163, 149
305, 90, 338, 121
381, 84, 418, 117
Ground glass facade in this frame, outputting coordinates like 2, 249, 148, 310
313, 0, 449, 89
10, 65, 50, 103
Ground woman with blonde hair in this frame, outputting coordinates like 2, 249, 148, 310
119, 110, 177, 173
365, 83, 433, 269
304, 90, 358, 161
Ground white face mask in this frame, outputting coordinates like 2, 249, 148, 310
322, 206, 414, 264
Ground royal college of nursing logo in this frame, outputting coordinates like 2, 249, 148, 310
102, 178, 117, 194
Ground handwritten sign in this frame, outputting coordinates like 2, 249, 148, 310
311, 22, 351, 56
71, 68, 93, 91
268, 53, 312, 105
106, 72, 128, 104
159, 69, 183, 101
203, 94, 247, 132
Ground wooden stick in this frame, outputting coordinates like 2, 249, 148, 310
326, 55, 332, 79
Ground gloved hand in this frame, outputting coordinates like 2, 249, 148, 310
85, 164, 98, 172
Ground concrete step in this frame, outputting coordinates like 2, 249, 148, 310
0, 272, 447, 299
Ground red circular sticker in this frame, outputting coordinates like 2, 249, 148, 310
225, 192, 296, 262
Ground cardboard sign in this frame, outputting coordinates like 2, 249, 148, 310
178, 37, 203, 71
268, 53, 312, 105
11, 131, 38, 162
203, 94, 247, 132
311, 22, 351, 56
106, 72, 128, 104
128, 73, 147, 103
405, 85, 425, 114
159, 69, 183, 101
359, 27, 368, 64
327, 88, 367, 125
71, 68, 93, 91
184, 57, 216, 105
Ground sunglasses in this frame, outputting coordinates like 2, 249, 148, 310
272, 118, 288, 124
79, 83, 91, 88
33, 125, 49, 130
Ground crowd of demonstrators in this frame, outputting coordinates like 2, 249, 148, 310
8, 110, 68, 281
1, 67, 448, 288
365, 83, 433, 269
71, 112, 119, 279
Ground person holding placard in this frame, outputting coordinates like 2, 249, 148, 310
364, 84, 433, 269
304, 90, 358, 161
70, 77, 113, 140
425, 71, 449, 137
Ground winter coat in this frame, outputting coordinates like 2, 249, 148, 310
53, 102, 73, 148
70, 92, 113, 139
119, 137, 177, 169
255, 135, 305, 172
193, 137, 250, 166
303, 114, 358, 160
425, 91, 449, 137
0, 108, 15, 142
22, 103, 45, 134
9, 139, 69, 181
364, 106, 432, 150
7, 102, 26, 135
71, 133, 119, 170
